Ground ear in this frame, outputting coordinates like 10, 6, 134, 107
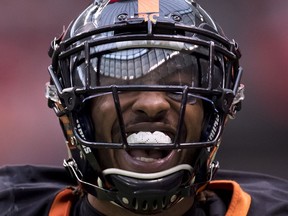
224, 115, 229, 126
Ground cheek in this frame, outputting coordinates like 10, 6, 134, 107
184, 102, 204, 141
97, 149, 115, 169
91, 97, 117, 142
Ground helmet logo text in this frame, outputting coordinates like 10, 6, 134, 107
138, 13, 159, 23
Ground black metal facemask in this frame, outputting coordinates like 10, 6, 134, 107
51, 45, 225, 146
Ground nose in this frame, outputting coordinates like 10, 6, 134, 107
132, 91, 170, 118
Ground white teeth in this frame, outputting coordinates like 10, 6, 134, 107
127, 131, 172, 144
135, 157, 158, 162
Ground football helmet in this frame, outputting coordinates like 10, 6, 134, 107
46, 0, 244, 214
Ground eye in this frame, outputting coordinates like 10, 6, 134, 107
167, 92, 197, 105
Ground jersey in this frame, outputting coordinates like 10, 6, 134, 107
0, 165, 287, 216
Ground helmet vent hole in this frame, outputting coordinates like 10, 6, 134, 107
153, 200, 158, 210
162, 196, 168, 207
142, 200, 148, 210
132, 198, 138, 210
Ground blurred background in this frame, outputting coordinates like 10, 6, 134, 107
0, 0, 287, 179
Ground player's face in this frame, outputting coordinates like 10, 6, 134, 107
90, 68, 204, 173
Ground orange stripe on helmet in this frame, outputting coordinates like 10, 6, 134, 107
138, 0, 159, 13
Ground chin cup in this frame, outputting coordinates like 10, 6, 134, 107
104, 165, 195, 214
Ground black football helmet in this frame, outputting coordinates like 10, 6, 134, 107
46, 0, 244, 214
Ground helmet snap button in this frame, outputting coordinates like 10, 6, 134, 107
170, 194, 177, 203
117, 13, 128, 21
122, 197, 129, 205
171, 14, 182, 22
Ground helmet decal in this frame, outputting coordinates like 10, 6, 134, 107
138, 0, 159, 22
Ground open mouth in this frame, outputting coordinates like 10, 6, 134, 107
113, 128, 185, 173
127, 149, 171, 162
126, 131, 174, 163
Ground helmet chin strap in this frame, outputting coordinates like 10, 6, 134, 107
64, 158, 198, 214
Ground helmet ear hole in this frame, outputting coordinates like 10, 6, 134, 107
200, 101, 221, 143
74, 105, 95, 142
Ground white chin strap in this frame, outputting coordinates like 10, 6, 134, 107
102, 164, 194, 181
